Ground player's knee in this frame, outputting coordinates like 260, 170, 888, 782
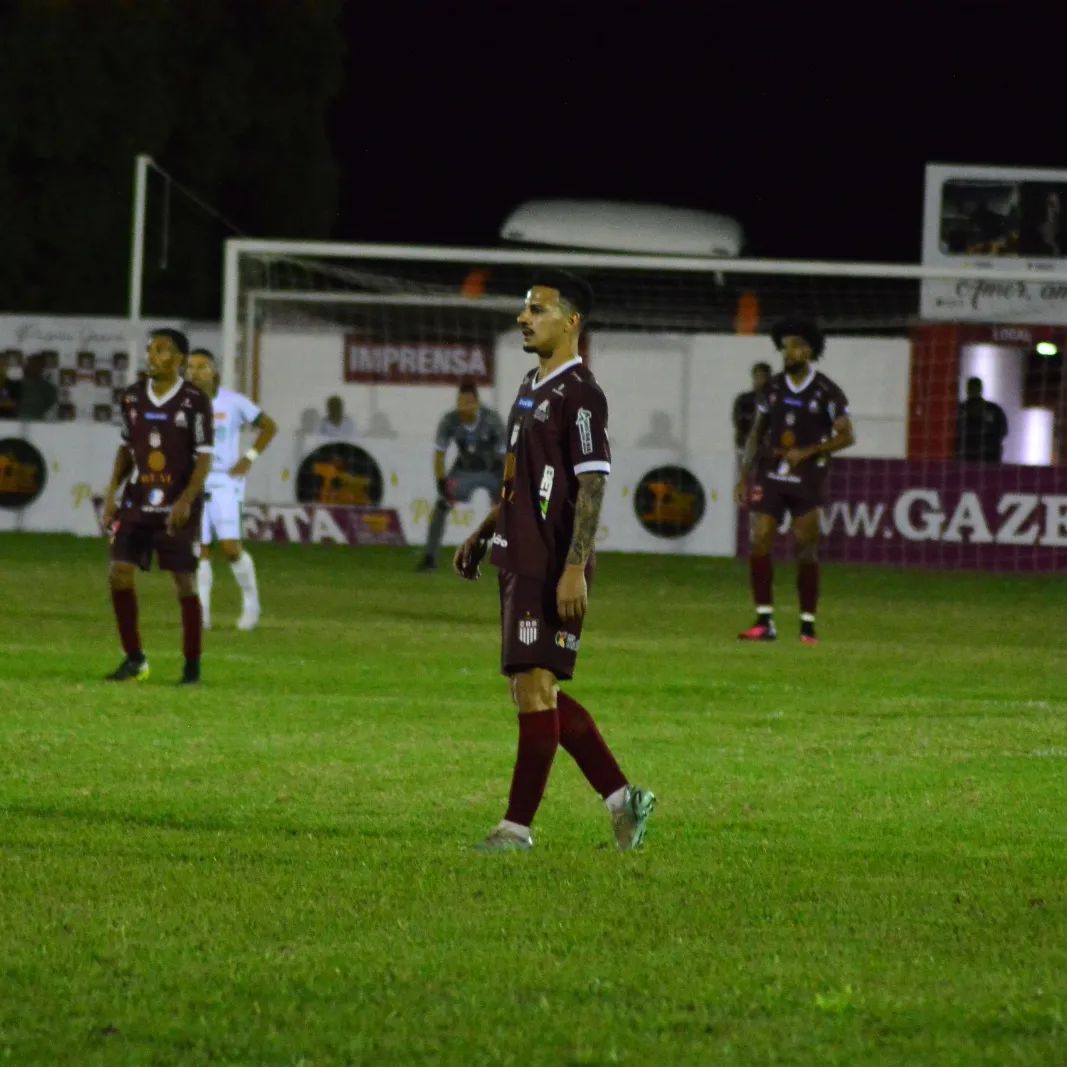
108, 563, 135, 590
220, 540, 242, 563
512, 670, 557, 712
199, 545, 212, 561
796, 539, 819, 563
174, 573, 196, 598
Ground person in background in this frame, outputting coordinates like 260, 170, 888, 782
956, 377, 1008, 463
417, 381, 505, 572
17, 354, 58, 421
732, 362, 772, 454
317, 395, 355, 439
0, 362, 20, 418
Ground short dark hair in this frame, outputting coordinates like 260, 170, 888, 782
458, 379, 478, 398
529, 268, 594, 321
771, 319, 825, 359
149, 328, 190, 356
752, 362, 772, 376
189, 347, 216, 362
966, 376, 983, 391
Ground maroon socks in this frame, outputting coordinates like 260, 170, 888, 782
557, 691, 627, 800
180, 595, 202, 662
750, 553, 773, 608
797, 560, 819, 616
504, 709, 559, 827
111, 588, 142, 658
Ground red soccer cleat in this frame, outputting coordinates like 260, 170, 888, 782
737, 620, 777, 641
799, 634, 819, 647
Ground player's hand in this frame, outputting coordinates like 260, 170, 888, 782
453, 533, 488, 580
781, 447, 812, 470
557, 564, 588, 622
734, 480, 748, 506
437, 477, 454, 504
101, 493, 118, 532
228, 457, 252, 477
167, 495, 192, 534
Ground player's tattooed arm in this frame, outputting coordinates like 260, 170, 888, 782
735, 412, 766, 504
739, 412, 766, 479
558, 473, 605, 620
101, 446, 134, 529
566, 472, 606, 567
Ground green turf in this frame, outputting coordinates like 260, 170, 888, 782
0, 532, 1064, 1065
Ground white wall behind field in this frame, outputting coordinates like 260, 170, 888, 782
256, 329, 910, 458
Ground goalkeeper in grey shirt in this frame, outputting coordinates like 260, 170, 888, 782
417, 380, 506, 571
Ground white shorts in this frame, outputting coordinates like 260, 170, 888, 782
202, 480, 245, 543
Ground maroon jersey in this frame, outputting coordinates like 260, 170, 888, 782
118, 379, 213, 525
490, 357, 611, 580
756, 368, 848, 496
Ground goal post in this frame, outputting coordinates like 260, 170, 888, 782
220, 238, 1067, 570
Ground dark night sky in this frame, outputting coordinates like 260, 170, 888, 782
329, 2, 1067, 262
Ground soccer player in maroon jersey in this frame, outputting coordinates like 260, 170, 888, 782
453, 270, 655, 852
734, 319, 855, 645
101, 328, 214, 684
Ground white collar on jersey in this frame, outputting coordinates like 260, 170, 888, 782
146, 378, 183, 407
784, 367, 816, 394
533, 356, 582, 390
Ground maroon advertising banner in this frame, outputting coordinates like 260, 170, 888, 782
344, 338, 494, 385
242, 503, 406, 546
737, 458, 1067, 571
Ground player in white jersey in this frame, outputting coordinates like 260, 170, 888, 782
186, 349, 277, 630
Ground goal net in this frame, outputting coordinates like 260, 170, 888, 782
222, 240, 1067, 571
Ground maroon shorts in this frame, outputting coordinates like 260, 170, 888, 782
109, 516, 199, 574
498, 569, 587, 681
749, 476, 824, 524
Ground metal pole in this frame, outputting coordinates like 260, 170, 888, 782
127, 153, 151, 365
221, 238, 240, 392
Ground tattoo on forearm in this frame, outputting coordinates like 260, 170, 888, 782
567, 474, 606, 566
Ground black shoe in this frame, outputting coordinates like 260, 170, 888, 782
177, 659, 200, 686
416, 555, 437, 572
104, 655, 149, 682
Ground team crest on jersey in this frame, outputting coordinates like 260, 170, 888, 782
534, 399, 551, 422
576, 408, 594, 455
808, 399, 819, 413
518, 615, 539, 645
149, 431, 162, 448
175, 410, 187, 428
785, 412, 795, 427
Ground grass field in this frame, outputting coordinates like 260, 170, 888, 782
1, 532, 1065, 1065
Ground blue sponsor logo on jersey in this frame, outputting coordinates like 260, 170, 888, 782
144, 412, 168, 420
517, 397, 535, 409
783, 397, 804, 408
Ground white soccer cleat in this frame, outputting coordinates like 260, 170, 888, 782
236, 605, 260, 631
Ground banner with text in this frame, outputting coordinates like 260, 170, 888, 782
343, 338, 494, 385
737, 458, 1067, 571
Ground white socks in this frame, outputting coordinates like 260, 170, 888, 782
198, 553, 259, 621
605, 785, 629, 813
230, 551, 259, 609
197, 559, 214, 619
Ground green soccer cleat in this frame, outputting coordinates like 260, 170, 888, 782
474, 824, 533, 853
612, 785, 656, 852
104, 655, 149, 682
